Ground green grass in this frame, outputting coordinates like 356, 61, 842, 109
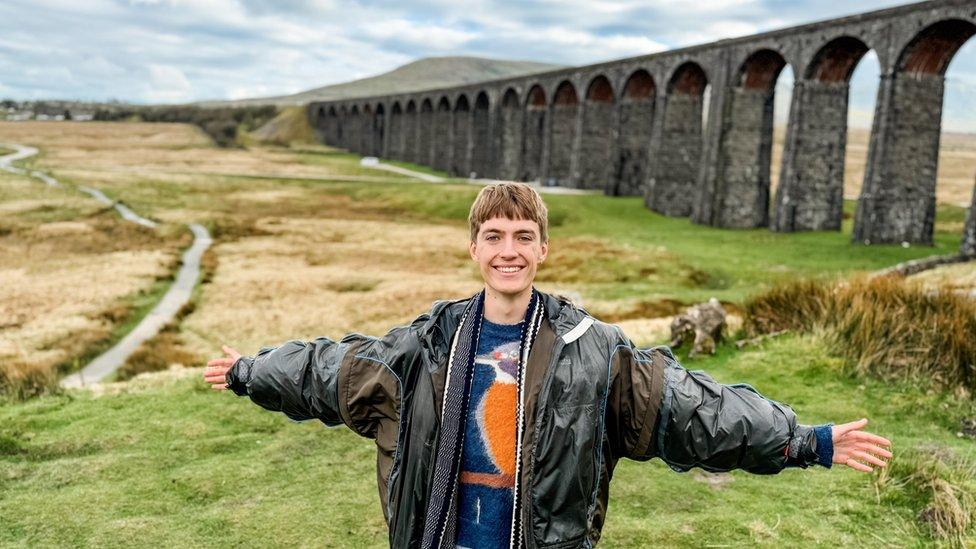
381, 158, 454, 178
1, 335, 973, 546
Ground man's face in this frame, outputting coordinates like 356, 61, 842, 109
469, 216, 549, 298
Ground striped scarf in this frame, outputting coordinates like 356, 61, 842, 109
421, 289, 545, 549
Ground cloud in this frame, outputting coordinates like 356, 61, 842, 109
0, 0, 971, 136
361, 19, 478, 52
145, 65, 193, 102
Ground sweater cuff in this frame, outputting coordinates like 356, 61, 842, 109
225, 356, 253, 396
785, 424, 833, 469
813, 423, 834, 468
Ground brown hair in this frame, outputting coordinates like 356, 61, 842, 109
468, 182, 549, 242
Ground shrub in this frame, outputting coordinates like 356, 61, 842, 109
744, 276, 976, 392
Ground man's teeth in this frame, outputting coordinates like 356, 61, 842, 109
496, 266, 523, 273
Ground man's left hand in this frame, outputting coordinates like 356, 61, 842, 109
832, 418, 892, 473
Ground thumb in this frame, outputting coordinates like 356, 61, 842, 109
222, 345, 241, 360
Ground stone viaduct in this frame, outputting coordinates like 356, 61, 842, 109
309, 0, 976, 253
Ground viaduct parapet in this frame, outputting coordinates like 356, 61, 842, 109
309, 0, 976, 251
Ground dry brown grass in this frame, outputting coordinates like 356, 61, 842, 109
180, 217, 485, 356
744, 276, 976, 392
0, 171, 181, 397
536, 237, 673, 284
0, 121, 393, 184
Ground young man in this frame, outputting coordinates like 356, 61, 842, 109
204, 183, 892, 548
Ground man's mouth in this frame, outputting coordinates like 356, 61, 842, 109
493, 265, 525, 273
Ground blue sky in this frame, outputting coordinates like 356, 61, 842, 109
0, 0, 973, 130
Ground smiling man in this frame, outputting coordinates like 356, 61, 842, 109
204, 182, 892, 548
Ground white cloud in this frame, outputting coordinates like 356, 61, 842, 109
362, 19, 477, 51
145, 64, 192, 102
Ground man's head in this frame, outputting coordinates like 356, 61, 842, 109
468, 183, 549, 298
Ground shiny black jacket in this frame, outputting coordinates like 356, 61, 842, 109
227, 291, 821, 547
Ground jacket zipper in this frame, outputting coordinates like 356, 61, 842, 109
520, 337, 565, 549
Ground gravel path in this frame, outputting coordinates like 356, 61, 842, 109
362, 157, 596, 194
0, 143, 212, 387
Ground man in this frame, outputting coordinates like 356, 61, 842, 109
204, 183, 892, 548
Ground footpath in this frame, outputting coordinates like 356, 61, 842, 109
0, 143, 212, 387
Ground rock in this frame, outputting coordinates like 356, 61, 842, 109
669, 298, 726, 356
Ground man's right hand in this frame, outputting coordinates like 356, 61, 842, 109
204, 345, 242, 390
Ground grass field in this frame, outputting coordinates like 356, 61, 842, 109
0, 151, 184, 397
0, 120, 974, 545
2, 335, 973, 546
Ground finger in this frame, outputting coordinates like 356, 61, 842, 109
837, 418, 869, 435
851, 431, 891, 447
204, 375, 227, 383
856, 442, 893, 459
211, 383, 228, 390
851, 450, 888, 468
845, 458, 873, 473
206, 358, 234, 367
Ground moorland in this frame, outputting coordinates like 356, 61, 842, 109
0, 119, 974, 546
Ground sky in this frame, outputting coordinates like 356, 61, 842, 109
0, 0, 974, 130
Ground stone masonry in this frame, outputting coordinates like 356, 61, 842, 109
310, 0, 976, 250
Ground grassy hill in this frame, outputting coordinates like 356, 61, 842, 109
197, 56, 563, 107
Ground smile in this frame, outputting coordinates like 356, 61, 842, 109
493, 266, 524, 273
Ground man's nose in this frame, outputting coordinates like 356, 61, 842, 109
500, 237, 518, 257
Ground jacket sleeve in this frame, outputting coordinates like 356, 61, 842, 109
608, 335, 821, 474
225, 315, 426, 439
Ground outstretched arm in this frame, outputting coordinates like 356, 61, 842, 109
609, 344, 891, 474
201, 314, 428, 435
203, 337, 354, 425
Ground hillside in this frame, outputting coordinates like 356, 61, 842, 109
197, 56, 564, 107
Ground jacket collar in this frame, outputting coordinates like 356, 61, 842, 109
422, 289, 591, 345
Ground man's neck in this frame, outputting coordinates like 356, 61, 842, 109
483, 286, 532, 324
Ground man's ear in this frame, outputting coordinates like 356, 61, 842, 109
539, 240, 549, 262
469, 240, 478, 261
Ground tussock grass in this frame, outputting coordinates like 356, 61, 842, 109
744, 276, 976, 392
876, 445, 976, 544
0, 361, 59, 401
117, 331, 201, 381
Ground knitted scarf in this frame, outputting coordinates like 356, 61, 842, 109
421, 289, 545, 549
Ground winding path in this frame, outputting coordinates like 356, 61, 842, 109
0, 143, 212, 387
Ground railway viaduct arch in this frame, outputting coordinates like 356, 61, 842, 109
309, 0, 976, 251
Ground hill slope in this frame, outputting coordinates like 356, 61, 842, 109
200, 56, 563, 107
